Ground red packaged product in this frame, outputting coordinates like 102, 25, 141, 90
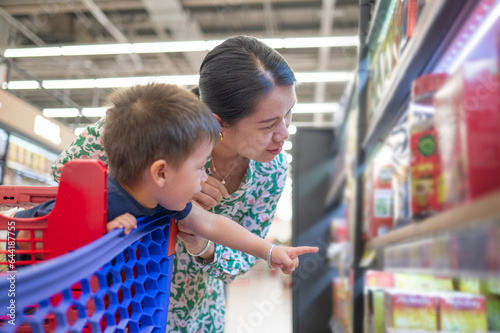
409, 73, 448, 220
434, 59, 500, 208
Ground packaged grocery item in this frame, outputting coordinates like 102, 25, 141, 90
399, 0, 417, 54
362, 163, 373, 241
434, 59, 500, 208
438, 292, 488, 332
391, 0, 403, 65
408, 73, 448, 220
384, 290, 438, 330
487, 295, 500, 331
366, 270, 395, 288
395, 273, 453, 292
369, 148, 394, 238
365, 289, 386, 333
388, 114, 410, 228
416, 0, 427, 19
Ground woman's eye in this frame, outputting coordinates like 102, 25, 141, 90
265, 122, 276, 130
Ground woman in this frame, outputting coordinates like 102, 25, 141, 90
51, 35, 296, 332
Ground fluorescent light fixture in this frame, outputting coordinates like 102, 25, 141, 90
264, 36, 358, 49
3, 36, 358, 58
43, 108, 80, 117
82, 107, 107, 117
43, 107, 107, 118
447, 1, 500, 74
43, 103, 339, 118
296, 72, 352, 83
7, 72, 351, 90
293, 103, 339, 113
62, 44, 133, 56
7, 80, 41, 89
4, 47, 61, 58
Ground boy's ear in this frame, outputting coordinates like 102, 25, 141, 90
150, 159, 169, 186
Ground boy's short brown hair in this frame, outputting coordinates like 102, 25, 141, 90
103, 83, 220, 185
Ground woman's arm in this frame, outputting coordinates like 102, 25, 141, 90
51, 117, 108, 183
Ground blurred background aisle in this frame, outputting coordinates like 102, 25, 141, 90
226, 260, 292, 333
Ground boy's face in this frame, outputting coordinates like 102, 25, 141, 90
160, 140, 213, 211
222, 85, 296, 163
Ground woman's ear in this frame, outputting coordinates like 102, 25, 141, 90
150, 159, 169, 187
212, 113, 225, 128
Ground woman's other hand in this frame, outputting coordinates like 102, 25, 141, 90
192, 175, 229, 210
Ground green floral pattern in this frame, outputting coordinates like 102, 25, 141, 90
51, 117, 288, 333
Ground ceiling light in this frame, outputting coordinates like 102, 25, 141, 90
293, 103, 339, 113
82, 107, 107, 117
6, 72, 351, 90
3, 36, 358, 58
43, 108, 80, 117
42, 103, 339, 119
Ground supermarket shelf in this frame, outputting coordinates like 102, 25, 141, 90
6, 160, 56, 185
361, 0, 473, 154
366, 189, 500, 249
324, 169, 346, 209
364, 0, 394, 49
332, 67, 358, 154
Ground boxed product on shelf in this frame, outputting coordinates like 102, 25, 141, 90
395, 273, 453, 292
365, 288, 386, 333
408, 73, 448, 220
391, 0, 403, 68
399, 0, 418, 55
368, 147, 395, 238
384, 290, 438, 331
362, 163, 373, 241
487, 295, 500, 331
364, 271, 395, 333
388, 114, 411, 229
416, 0, 427, 19
438, 292, 488, 332
434, 59, 500, 209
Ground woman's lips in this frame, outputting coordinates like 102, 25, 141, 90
267, 146, 282, 155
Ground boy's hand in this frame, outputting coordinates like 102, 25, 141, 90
106, 213, 137, 234
192, 175, 229, 210
271, 246, 319, 274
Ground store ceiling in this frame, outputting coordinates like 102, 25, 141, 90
0, 0, 359, 131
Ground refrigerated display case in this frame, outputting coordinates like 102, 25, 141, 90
3, 133, 58, 185
328, 0, 500, 332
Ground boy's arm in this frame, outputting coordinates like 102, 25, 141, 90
179, 203, 318, 271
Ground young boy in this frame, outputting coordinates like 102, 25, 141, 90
15, 83, 317, 272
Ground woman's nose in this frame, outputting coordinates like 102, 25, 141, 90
274, 119, 289, 141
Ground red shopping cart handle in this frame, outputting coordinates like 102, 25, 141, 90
0, 159, 108, 261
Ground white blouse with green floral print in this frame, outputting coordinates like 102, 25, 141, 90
51, 117, 288, 333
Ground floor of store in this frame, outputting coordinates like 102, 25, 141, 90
225, 260, 292, 333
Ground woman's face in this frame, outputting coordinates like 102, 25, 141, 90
223, 85, 296, 163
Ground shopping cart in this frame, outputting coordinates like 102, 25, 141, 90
0, 160, 178, 332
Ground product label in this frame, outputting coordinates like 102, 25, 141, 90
374, 189, 392, 218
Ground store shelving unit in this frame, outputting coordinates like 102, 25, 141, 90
366, 190, 500, 250
326, 0, 500, 332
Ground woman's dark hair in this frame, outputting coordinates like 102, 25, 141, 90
199, 35, 296, 127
